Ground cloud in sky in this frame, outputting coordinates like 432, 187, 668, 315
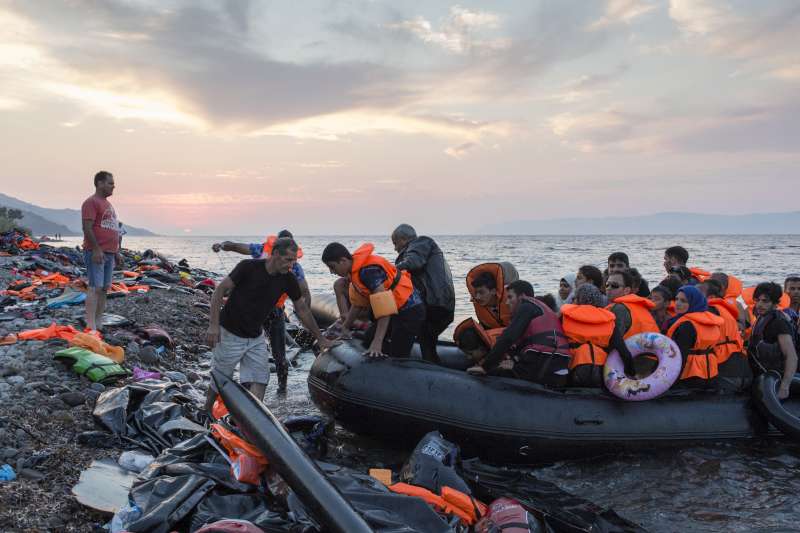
0, 0, 798, 234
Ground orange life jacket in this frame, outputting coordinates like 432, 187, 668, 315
708, 298, 744, 365
19, 238, 39, 250
561, 304, 615, 369
689, 267, 710, 282
453, 317, 505, 349
667, 311, 723, 381
350, 243, 414, 310
724, 275, 743, 299
388, 483, 486, 525
607, 294, 659, 339
262, 235, 304, 259
465, 263, 518, 330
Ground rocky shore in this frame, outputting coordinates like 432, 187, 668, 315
0, 254, 215, 531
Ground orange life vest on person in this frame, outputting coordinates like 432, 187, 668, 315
607, 294, 659, 339
465, 263, 518, 330
262, 235, 303, 259
724, 275, 743, 299
261, 235, 304, 308
708, 298, 744, 365
453, 318, 505, 349
561, 304, 615, 370
350, 243, 414, 310
689, 267, 710, 282
388, 483, 487, 525
667, 311, 724, 381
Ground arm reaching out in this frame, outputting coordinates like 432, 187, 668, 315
206, 276, 234, 347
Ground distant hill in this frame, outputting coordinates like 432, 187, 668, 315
18, 210, 78, 236
479, 211, 800, 235
0, 193, 156, 236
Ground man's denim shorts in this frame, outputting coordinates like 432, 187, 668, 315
84, 250, 116, 289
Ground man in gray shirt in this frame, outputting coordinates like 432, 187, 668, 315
392, 224, 455, 363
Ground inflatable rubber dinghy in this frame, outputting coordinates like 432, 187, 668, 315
308, 338, 800, 464
306, 293, 472, 369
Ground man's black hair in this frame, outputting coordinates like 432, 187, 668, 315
651, 284, 674, 301
785, 275, 800, 288
537, 293, 556, 311
272, 237, 298, 256
277, 229, 294, 239
471, 271, 497, 291
665, 246, 689, 265
710, 272, 729, 292
658, 276, 682, 297
670, 265, 693, 282
703, 278, 724, 298
94, 170, 113, 187
608, 252, 629, 267
507, 280, 535, 298
754, 282, 782, 305
321, 242, 351, 263
456, 327, 485, 352
578, 265, 604, 290
608, 269, 634, 289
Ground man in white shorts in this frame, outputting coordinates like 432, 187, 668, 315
205, 237, 334, 410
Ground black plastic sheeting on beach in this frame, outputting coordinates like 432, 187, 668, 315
93, 380, 206, 456
460, 459, 645, 533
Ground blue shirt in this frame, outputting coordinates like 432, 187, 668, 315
248, 242, 305, 282
359, 265, 422, 311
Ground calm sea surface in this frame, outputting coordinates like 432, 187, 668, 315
59, 234, 800, 531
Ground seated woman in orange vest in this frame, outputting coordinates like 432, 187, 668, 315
322, 242, 425, 358
562, 283, 636, 387
748, 282, 798, 400
700, 278, 751, 392
466, 281, 570, 387
665, 286, 724, 389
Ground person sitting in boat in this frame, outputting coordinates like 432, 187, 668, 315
555, 273, 576, 310
606, 270, 660, 339
466, 281, 570, 387
783, 275, 800, 325
748, 282, 798, 399
453, 262, 519, 350
607, 252, 629, 275
663, 246, 709, 283
700, 279, 751, 391
628, 267, 650, 297
575, 265, 605, 298
649, 284, 674, 333
710, 272, 747, 332
562, 284, 636, 387
537, 293, 557, 312
322, 242, 425, 358
212, 229, 310, 392
665, 286, 724, 390
667, 265, 693, 287
391, 224, 455, 364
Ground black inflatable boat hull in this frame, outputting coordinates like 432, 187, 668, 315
308, 341, 800, 463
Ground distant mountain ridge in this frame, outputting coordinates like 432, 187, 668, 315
480, 211, 800, 235
0, 193, 156, 236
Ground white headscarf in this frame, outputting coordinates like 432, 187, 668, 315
555, 273, 577, 310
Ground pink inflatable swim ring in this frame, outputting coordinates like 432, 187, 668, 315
604, 332, 682, 401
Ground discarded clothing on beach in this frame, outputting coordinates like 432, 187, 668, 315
54, 346, 130, 383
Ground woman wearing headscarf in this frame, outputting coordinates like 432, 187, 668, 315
666, 285, 724, 389
562, 284, 635, 387
555, 273, 576, 310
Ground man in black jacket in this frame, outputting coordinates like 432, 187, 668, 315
392, 224, 455, 363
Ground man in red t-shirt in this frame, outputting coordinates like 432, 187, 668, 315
82, 171, 122, 331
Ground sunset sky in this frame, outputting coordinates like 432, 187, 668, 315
0, 0, 797, 235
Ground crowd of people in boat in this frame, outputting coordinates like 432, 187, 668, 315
204, 225, 799, 408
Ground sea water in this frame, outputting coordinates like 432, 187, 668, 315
58, 234, 800, 531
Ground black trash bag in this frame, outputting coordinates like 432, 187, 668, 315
190, 491, 306, 532
127, 473, 218, 533
400, 431, 472, 495
459, 459, 645, 533
93, 381, 205, 455
287, 462, 454, 533
282, 416, 333, 460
